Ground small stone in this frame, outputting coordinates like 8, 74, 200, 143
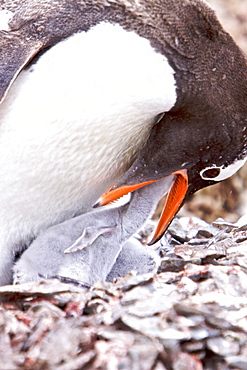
225, 356, 247, 370
207, 337, 240, 356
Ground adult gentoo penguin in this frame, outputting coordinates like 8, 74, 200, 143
1, 0, 247, 285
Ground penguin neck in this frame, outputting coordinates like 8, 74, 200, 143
119, 175, 175, 240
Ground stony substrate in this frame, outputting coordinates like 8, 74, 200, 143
1, 216, 247, 369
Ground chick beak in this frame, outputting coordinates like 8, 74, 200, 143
93, 179, 158, 208
93, 169, 188, 244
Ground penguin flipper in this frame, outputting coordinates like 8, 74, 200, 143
65, 226, 117, 254
0, 31, 42, 103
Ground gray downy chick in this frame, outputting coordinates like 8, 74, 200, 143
13, 176, 174, 286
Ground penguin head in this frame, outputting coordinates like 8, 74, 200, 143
94, 95, 247, 244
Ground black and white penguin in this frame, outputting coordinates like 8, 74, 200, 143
1, 0, 247, 285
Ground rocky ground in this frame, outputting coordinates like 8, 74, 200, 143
2, 215, 247, 369
1, 1, 247, 369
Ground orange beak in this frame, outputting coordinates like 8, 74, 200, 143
93, 169, 188, 244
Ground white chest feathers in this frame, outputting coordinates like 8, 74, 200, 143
0, 22, 176, 246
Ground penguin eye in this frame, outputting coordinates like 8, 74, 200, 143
200, 157, 247, 182
201, 167, 221, 179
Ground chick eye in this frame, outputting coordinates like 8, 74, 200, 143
201, 167, 221, 179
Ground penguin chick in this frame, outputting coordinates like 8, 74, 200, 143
106, 237, 161, 282
13, 176, 174, 286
